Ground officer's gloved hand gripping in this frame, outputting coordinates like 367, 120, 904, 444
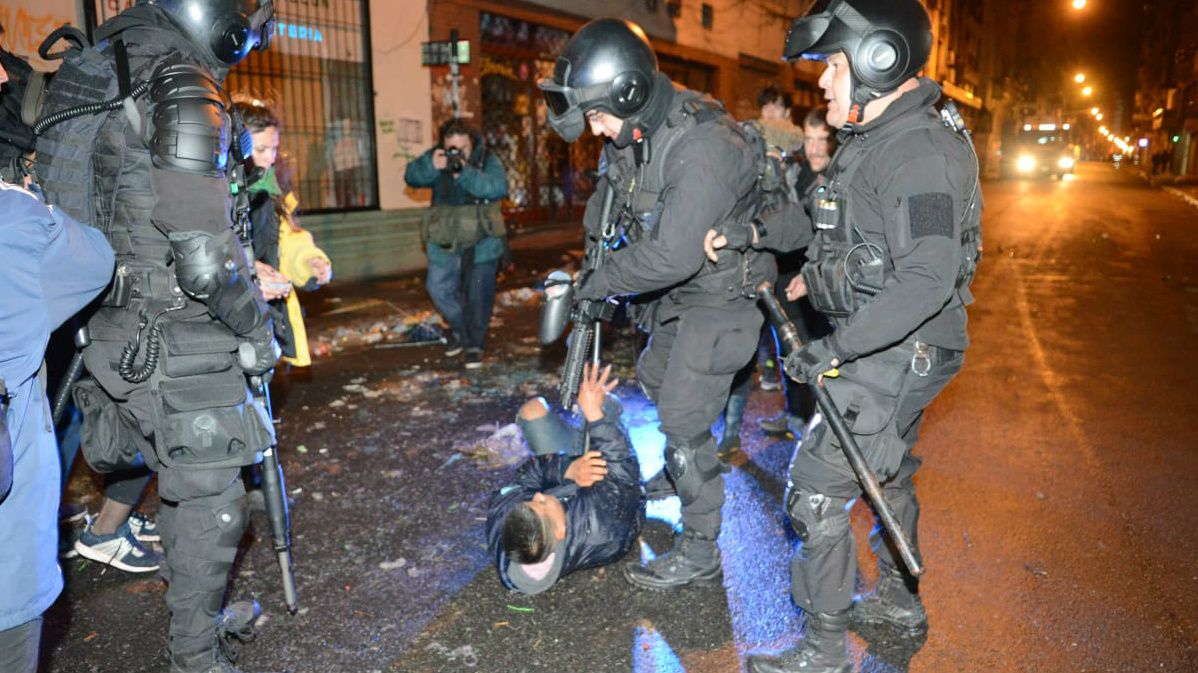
784, 336, 848, 384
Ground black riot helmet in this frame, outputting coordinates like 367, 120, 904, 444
139, 0, 275, 65
784, 0, 931, 112
538, 18, 660, 143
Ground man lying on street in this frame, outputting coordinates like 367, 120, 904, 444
486, 363, 644, 594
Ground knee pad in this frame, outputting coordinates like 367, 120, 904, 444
786, 488, 850, 552
665, 435, 722, 505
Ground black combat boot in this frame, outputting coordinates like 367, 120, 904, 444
850, 561, 928, 635
169, 649, 246, 673
748, 610, 852, 673
169, 601, 265, 673
623, 528, 721, 590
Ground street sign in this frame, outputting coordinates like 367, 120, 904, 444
421, 40, 470, 66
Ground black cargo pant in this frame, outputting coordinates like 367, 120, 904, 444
786, 339, 963, 613
637, 303, 763, 539
78, 338, 263, 661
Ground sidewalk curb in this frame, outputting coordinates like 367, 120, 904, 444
1163, 186, 1198, 211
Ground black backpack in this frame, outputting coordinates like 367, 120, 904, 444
34, 27, 146, 228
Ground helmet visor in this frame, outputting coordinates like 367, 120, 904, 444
538, 75, 614, 109
784, 0, 862, 62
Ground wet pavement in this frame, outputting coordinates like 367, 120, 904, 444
44, 163, 1198, 672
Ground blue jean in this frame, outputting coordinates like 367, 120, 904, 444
426, 246, 499, 351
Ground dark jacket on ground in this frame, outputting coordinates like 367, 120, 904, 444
485, 416, 644, 594
758, 78, 977, 356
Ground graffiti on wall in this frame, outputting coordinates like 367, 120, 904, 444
0, 3, 77, 71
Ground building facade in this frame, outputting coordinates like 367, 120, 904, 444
3, 0, 1021, 279
1133, 0, 1198, 176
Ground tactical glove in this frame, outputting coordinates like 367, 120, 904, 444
574, 268, 605, 301
713, 221, 757, 252
784, 337, 842, 384
237, 321, 280, 376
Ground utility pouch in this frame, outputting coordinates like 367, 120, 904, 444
802, 246, 886, 318
478, 201, 506, 238
825, 351, 909, 479
101, 263, 134, 308
422, 204, 488, 250
813, 197, 840, 230
151, 371, 272, 470
160, 321, 238, 378
72, 377, 147, 473
802, 257, 855, 317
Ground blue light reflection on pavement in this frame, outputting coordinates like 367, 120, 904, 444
633, 624, 687, 673
719, 462, 804, 659
617, 389, 803, 669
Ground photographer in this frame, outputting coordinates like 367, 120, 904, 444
1, 47, 116, 670
404, 119, 509, 369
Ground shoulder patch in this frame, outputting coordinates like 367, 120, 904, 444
908, 192, 953, 239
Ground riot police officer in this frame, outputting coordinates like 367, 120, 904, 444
738, 1, 982, 671
35, 2, 277, 671
538, 18, 771, 590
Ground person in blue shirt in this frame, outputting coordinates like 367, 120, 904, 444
0, 173, 115, 671
486, 363, 645, 594
404, 118, 509, 369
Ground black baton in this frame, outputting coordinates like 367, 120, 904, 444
251, 376, 299, 613
756, 282, 924, 577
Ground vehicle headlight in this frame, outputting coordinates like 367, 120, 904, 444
1016, 155, 1036, 172
1058, 156, 1075, 169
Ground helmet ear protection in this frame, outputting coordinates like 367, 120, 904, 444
853, 29, 907, 91
211, 14, 253, 64
150, 0, 275, 66
784, 0, 930, 102
610, 70, 651, 116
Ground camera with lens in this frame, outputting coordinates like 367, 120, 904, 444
443, 147, 466, 173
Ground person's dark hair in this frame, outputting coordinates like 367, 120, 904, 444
502, 503, 550, 564
233, 100, 281, 133
758, 85, 792, 111
438, 118, 479, 147
803, 108, 830, 130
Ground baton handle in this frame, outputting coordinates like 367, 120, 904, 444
756, 282, 924, 577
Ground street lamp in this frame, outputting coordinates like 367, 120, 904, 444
1082, 85, 1093, 97
1072, 0, 1087, 9
1074, 73, 1086, 83
1090, 107, 1100, 115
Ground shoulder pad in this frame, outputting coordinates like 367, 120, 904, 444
147, 59, 231, 176
149, 60, 224, 104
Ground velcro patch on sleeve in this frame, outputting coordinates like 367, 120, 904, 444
908, 193, 954, 239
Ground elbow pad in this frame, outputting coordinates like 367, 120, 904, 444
169, 229, 268, 337
147, 61, 232, 177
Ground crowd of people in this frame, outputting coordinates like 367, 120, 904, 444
0, 1, 980, 672
491, 2, 981, 672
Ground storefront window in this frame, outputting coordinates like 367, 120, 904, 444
226, 0, 377, 211
479, 12, 599, 226
89, 0, 378, 212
